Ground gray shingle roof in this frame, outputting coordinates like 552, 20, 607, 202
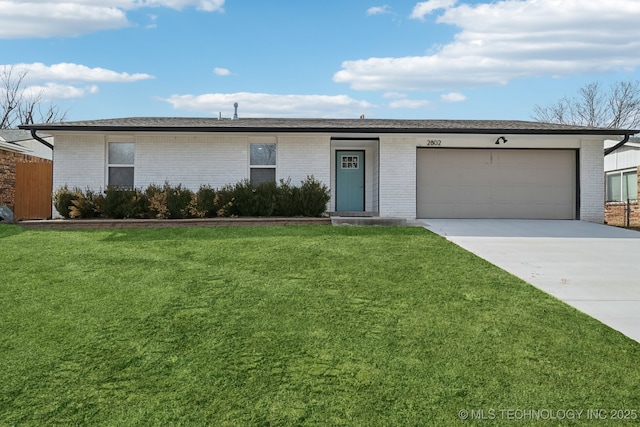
0, 129, 35, 143
19, 117, 639, 135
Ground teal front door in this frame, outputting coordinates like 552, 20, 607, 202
336, 150, 365, 211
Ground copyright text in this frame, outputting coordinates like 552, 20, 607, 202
458, 409, 638, 421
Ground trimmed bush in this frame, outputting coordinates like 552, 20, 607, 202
211, 177, 329, 217
165, 183, 194, 219
144, 182, 195, 219
52, 176, 330, 219
253, 181, 280, 217
214, 184, 236, 217
274, 178, 298, 216
53, 186, 80, 219
188, 185, 217, 218
98, 186, 148, 219
69, 189, 100, 219
145, 183, 168, 219
298, 176, 331, 217
226, 179, 256, 217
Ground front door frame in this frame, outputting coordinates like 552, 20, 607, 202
335, 149, 365, 212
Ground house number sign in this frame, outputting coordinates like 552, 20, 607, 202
425, 139, 442, 146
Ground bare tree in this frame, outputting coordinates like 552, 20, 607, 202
533, 81, 640, 129
1, 65, 67, 129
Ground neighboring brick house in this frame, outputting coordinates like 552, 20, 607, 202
604, 138, 640, 227
0, 130, 53, 217
20, 117, 637, 222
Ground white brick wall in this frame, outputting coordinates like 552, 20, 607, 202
53, 134, 105, 192
580, 139, 605, 223
136, 135, 248, 190
277, 135, 330, 186
379, 136, 417, 218
54, 132, 332, 193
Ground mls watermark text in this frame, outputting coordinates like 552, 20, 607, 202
458, 408, 637, 421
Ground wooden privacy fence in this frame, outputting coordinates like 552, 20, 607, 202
15, 162, 53, 220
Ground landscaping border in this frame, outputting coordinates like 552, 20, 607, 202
18, 217, 331, 230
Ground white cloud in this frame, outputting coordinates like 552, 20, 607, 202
0, 63, 152, 102
213, 67, 231, 76
383, 92, 408, 99
441, 92, 466, 102
0, 0, 226, 12
410, 0, 457, 20
367, 5, 391, 16
140, 0, 225, 12
3, 63, 154, 83
0, 0, 225, 38
0, 2, 130, 38
336, 0, 640, 91
388, 99, 431, 109
162, 92, 376, 118
22, 83, 100, 101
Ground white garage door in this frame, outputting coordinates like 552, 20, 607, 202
417, 149, 576, 219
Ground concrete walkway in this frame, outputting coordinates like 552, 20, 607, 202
421, 219, 640, 344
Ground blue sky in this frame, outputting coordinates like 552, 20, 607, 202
2, 0, 640, 121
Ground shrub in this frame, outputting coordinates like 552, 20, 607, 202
218, 177, 329, 217
98, 186, 148, 219
144, 184, 165, 219
69, 188, 100, 219
253, 181, 280, 216
52, 177, 330, 220
144, 182, 194, 219
188, 185, 218, 218
298, 175, 330, 216
225, 180, 256, 217
217, 180, 286, 217
165, 183, 195, 219
53, 186, 80, 219
274, 178, 299, 216
214, 185, 235, 217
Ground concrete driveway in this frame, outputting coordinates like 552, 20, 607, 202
421, 219, 640, 344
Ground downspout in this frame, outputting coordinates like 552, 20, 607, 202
604, 133, 630, 156
30, 129, 54, 150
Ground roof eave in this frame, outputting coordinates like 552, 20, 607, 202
0, 140, 32, 154
18, 124, 640, 136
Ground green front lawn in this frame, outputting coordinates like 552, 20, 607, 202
1, 224, 639, 426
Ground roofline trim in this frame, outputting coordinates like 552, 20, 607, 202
0, 140, 32, 154
18, 124, 639, 136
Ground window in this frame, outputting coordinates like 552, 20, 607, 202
108, 142, 135, 189
606, 169, 638, 202
250, 143, 276, 185
341, 155, 359, 169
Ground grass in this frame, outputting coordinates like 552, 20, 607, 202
1, 224, 639, 426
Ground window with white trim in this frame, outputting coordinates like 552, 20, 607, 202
606, 169, 637, 202
108, 142, 135, 189
250, 143, 276, 185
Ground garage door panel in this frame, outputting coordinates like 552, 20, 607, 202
417, 149, 576, 219
426, 149, 491, 165
456, 184, 493, 202
423, 202, 493, 218
489, 182, 570, 201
